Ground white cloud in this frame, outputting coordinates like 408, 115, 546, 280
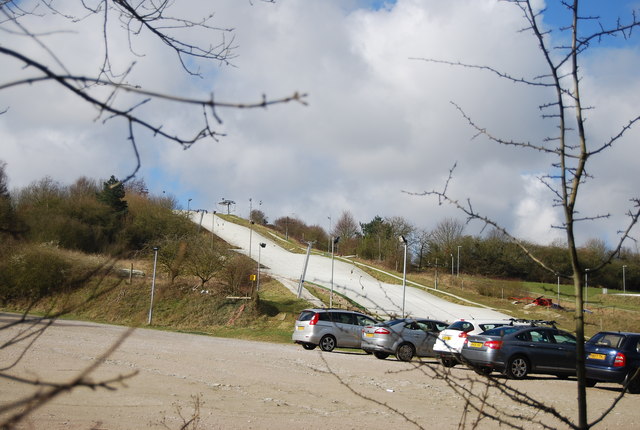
1, 0, 639, 247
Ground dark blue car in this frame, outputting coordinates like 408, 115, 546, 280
585, 331, 640, 394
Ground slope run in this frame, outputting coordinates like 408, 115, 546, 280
195, 213, 509, 322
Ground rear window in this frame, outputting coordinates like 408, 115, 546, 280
478, 323, 506, 332
482, 326, 522, 337
297, 311, 317, 322
588, 333, 625, 349
447, 321, 474, 332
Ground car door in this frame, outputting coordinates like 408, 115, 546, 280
335, 312, 361, 347
548, 330, 577, 373
515, 328, 557, 371
415, 320, 439, 356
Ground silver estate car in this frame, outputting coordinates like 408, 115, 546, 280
361, 318, 448, 362
292, 308, 378, 352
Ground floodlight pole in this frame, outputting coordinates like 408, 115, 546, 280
330, 236, 340, 308
297, 242, 314, 298
623, 265, 627, 293
400, 236, 408, 318
257, 243, 266, 292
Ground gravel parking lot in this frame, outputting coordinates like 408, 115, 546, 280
2, 313, 639, 429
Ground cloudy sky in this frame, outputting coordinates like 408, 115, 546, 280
2, 0, 640, 247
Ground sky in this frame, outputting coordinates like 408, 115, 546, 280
2, 0, 640, 248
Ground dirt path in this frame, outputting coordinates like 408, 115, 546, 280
1, 314, 639, 429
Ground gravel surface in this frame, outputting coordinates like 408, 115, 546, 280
2, 314, 639, 429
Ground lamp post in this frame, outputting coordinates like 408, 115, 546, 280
451, 253, 454, 276
187, 198, 192, 212
249, 220, 254, 259
148, 246, 159, 325
585, 268, 589, 307
327, 216, 332, 252
623, 265, 627, 293
457, 245, 461, 277
211, 210, 216, 249
257, 242, 266, 292
330, 236, 341, 308
399, 235, 408, 318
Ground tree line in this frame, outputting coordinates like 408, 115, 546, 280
0, 163, 257, 303
267, 208, 639, 292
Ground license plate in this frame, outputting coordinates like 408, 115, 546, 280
469, 342, 483, 348
588, 353, 606, 360
297, 326, 305, 331
442, 336, 451, 341
365, 333, 374, 338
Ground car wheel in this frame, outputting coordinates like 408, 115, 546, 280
626, 369, 640, 394
585, 378, 597, 388
440, 357, 456, 368
505, 356, 529, 380
319, 335, 336, 352
396, 343, 415, 362
555, 374, 570, 380
302, 343, 316, 350
373, 351, 390, 360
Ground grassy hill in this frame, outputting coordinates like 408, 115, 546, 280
3, 220, 640, 341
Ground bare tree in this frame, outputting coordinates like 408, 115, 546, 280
412, 1, 640, 427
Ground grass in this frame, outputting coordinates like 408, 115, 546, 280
3, 230, 640, 342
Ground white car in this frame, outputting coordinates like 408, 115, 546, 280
433, 319, 517, 367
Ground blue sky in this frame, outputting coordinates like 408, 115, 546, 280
2, 0, 640, 248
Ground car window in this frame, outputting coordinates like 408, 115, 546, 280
552, 331, 576, 344
298, 311, 316, 322
337, 312, 356, 325
589, 333, 624, 348
529, 329, 550, 343
416, 321, 433, 332
448, 321, 473, 331
483, 326, 522, 337
404, 321, 420, 330
356, 315, 377, 326
435, 322, 448, 331
479, 323, 504, 331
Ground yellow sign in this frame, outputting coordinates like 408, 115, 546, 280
250, 274, 256, 281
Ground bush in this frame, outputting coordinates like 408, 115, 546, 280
0, 244, 71, 303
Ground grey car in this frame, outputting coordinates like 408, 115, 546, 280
361, 318, 449, 362
292, 308, 379, 352
461, 323, 577, 379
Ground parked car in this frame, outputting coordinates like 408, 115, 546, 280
433, 319, 516, 367
361, 318, 449, 362
460, 322, 577, 379
585, 331, 640, 393
292, 308, 379, 352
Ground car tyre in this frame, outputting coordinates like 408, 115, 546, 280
302, 343, 317, 350
585, 378, 597, 388
625, 370, 640, 394
396, 343, 415, 362
319, 335, 336, 352
440, 357, 456, 368
505, 356, 529, 379
373, 351, 390, 360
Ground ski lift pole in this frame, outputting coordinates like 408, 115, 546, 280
297, 242, 314, 298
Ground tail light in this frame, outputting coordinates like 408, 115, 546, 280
374, 328, 391, 335
459, 331, 469, 338
484, 340, 503, 350
614, 352, 626, 367
309, 313, 320, 325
